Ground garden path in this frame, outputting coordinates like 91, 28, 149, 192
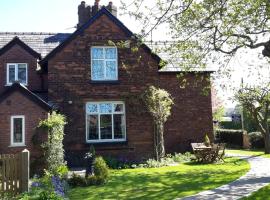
179, 154, 270, 200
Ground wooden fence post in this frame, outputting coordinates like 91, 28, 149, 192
21, 149, 29, 193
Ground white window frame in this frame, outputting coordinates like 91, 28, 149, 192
10, 115, 25, 147
91, 47, 118, 81
85, 101, 126, 143
6, 63, 28, 86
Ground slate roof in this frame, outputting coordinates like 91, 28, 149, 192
0, 32, 71, 58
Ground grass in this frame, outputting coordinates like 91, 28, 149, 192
226, 149, 270, 158
242, 184, 270, 200
69, 157, 250, 200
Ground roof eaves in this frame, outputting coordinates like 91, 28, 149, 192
0, 36, 41, 59
0, 83, 52, 111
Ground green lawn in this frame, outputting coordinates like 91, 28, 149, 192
69, 157, 250, 200
242, 184, 270, 200
226, 149, 270, 158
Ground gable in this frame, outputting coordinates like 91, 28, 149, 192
40, 7, 161, 66
0, 37, 41, 59
0, 83, 51, 111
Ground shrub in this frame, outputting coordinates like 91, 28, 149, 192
103, 156, 131, 169
38, 112, 67, 174
215, 129, 243, 147
93, 156, 109, 184
219, 121, 242, 130
68, 173, 87, 187
172, 152, 195, 163
249, 132, 264, 149
204, 134, 211, 146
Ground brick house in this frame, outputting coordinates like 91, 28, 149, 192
0, 1, 213, 167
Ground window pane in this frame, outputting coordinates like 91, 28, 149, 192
105, 61, 117, 79
8, 65, 15, 83
99, 103, 112, 113
105, 48, 116, 59
87, 115, 99, 140
92, 60, 104, 80
86, 103, 98, 113
13, 118, 23, 143
18, 64, 27, 84
114, 114, 125, 139
100, 115, 112, 139
114, 104, 124, 113
92, 48, 104, 59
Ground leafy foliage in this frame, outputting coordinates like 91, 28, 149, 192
121, 0, 270, 69
38, 112, 67, 174
249, 132, 265, 149
235, 83, 270, 153
144, 86, 174, 160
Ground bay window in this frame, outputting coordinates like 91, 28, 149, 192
86, 102, 126, 142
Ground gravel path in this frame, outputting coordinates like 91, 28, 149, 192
179, 154, 270, 200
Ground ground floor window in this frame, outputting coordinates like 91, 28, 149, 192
11, 115, 25, 146
86, 102, 126, 142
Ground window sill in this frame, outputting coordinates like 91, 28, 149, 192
86, 140, 127, 146
9, 144, 26, 148
5, 84, 28, 87
89, 80, 120, 85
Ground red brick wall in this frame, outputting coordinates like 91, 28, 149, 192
48, 14, 158, 165
158, 72, 214, 153
0, 44, 45, 93
0, 91, 48, 159
47, 13, 213, 166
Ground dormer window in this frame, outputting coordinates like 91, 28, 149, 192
6, 63, 28, 85
91, 47, 118, 81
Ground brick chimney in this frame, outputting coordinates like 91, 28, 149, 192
77, 1, 91, 28
106, 2, 117, 17
77, 1, 118, 29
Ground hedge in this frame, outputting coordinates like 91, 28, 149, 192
215, 129, 244, 147
248, 132, 264, 149
219, 121, 242, 130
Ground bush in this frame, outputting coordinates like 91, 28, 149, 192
249, 132, 264, 149
219, 121, 242, 130
215, 129, 243, 147
68, 173, 87, 187
103, 156, 131, 169
38, 112, 67, 174
93, 156, 109, 184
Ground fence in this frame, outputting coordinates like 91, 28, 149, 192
0, 149, 29, 195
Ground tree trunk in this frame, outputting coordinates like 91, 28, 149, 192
264, 131, 270, 154
155, 122, 165, 161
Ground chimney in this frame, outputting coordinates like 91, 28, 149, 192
77, 1, 118, 29
77, 1, 91, 28
106, 2, 117, 17
92, 0, 101, 16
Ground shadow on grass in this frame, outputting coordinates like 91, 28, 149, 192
68, 158, 249, 200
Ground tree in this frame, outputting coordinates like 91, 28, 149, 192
121, 0, 270, 68
38, 112, 67, 173
143, 86, 174, 161
235, 83, 270, 153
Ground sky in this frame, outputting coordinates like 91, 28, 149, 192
0, 0, 269, 108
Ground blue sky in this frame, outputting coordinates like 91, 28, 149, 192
0, 0, 125, 33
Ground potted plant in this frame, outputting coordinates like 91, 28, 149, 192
84, 145, 96, 177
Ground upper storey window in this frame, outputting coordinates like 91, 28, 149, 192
91, 47, 118, 81
6, 63, 28, 85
